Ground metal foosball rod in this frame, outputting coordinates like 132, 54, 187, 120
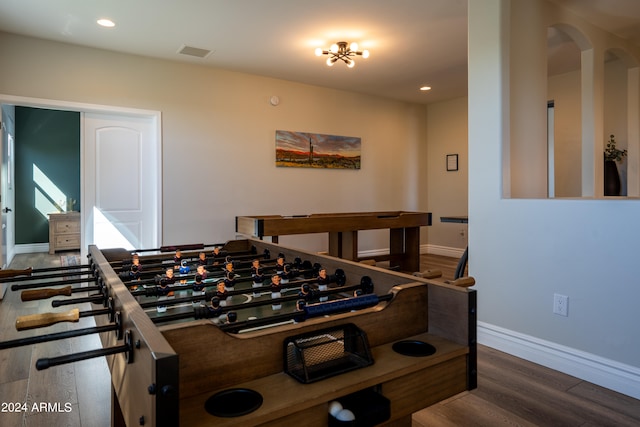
15, 264, 93, 274
20, 283, 104, 301
3, 242, 247, 279
35, 329, 134, 371
112, 244, 258, 268
0, 323, 120, 350
51, 287, 109, 307
4, 269, 94, 283
11, 276, 98, 292
1, 251, 113, 281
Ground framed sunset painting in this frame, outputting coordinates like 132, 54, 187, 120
275, 130, 361, 169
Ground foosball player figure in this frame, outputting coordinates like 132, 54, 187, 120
252, 266, 264, 297
294, 300, 306, 323
275, 254, 286, 275
270, 274, 282, 311
226, 311, 238, 324
178, 259, 190, 283
126, 253, 143, 290
195, 264, 207, 280
224, 261, 236, 275
279, 263, 293, 284
224, 270, 236, 292
179, 259, 190, 274
210, 246, 224, 265
162, 267, 177, 286
132, 253, 142, 270
207, 296, 224, 323
156, 268, 176, 313
216, 279, 229, 306
250, 259, 261, 275
197, 251, 207, 266
297, 283, 314, 301
317, 267, 329, 302
192, 274, 206, 305
173, 249, 182, 270
126, 264, 142, 290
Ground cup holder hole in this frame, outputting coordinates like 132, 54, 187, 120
204, 388, 263, 417
392, 340, 436, 357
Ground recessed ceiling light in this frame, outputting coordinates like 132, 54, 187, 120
420, 86, 432, 91
97, 19, 115, 28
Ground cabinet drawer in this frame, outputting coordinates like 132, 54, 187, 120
55, 220, 80, 234
54, 233, 81, 248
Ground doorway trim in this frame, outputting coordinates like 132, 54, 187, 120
0, 93, 162, 261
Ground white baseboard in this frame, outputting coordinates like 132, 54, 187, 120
478, 321, 640, 400
357, 248, 390, 258
358, 244, 464, 259
424, 244, 465, 258
14, 243, 49, 254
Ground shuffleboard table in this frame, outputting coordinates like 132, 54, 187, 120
236, 211, 432, 272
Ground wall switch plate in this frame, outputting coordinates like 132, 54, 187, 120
553, 293, 569, 317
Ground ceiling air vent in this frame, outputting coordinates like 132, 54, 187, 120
177, 45, 212, 58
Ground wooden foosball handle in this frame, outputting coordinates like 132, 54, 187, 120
15, 308, 80, 331
0, 267, 33, 279
448, 276, 476, 288
21, 286, 73, 301
422, 269, 443, 279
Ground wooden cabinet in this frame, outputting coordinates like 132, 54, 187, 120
48, 212, 81, 254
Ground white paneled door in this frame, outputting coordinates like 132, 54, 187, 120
83, 112, 161, 255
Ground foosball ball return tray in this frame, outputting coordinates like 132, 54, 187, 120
5, 238, 476, 427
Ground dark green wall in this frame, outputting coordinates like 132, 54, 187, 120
15, 107, 80, 244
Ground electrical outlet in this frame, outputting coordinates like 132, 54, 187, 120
553, 293, 569, 317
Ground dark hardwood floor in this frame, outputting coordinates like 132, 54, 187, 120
1, 251, 637, 427
0, 251, 110, 427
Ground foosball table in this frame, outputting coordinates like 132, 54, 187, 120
1, 238, 476, 427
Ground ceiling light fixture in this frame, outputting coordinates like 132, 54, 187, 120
315, 41, 369, 68
97, 18, 115, 28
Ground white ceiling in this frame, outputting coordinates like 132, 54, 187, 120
0, 0, 638, 105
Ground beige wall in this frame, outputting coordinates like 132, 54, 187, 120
549, 69, 582, 197
426, 97, 468, 252
0, 31, 429, 254
549, 58, 632, 197
469, 0, 640, 396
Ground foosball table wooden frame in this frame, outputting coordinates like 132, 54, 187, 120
88, 238, 476, 427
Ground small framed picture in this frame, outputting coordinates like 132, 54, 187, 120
446, 154, 458, 171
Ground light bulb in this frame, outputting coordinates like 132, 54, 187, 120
315, 48, 323, 57
362, 50, 370, 59
349, 42, 359, 52
330, 43, 339, 53
346, 59, 355, 68
327, 57, 335, 66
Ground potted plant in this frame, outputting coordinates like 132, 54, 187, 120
604, 134, 627, 196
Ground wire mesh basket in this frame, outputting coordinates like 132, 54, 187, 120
284, 323, 374, 384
